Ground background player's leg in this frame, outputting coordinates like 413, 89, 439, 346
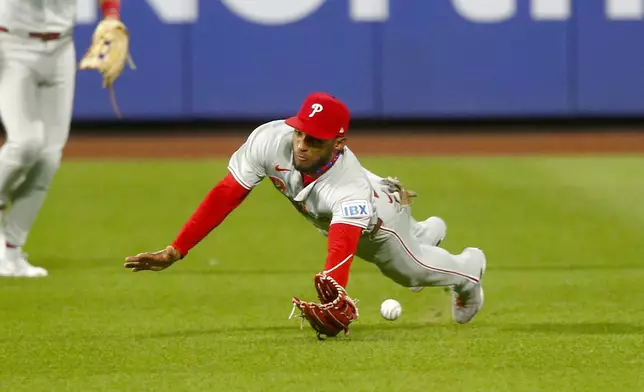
0, 41, 45, 210
4, 38, 75, 276
0, 37, 46, 276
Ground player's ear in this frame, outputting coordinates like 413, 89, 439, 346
334, 137, 347, 150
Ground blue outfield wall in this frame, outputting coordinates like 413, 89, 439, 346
72, 0, 644, 120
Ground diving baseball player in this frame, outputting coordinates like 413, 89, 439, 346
0, 0, 131, 277
124, 92, 487, 339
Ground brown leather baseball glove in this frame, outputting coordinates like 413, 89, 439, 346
290, 273, 359, 340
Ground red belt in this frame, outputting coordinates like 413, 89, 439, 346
0, 26, 62, 41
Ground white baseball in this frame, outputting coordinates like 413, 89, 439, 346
380, 299, 402, 321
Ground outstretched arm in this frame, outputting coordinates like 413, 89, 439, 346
124, 173, 250, 272
171, 173, 250, 256
124, 124, 274, 272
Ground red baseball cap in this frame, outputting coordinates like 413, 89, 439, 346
285, 92, 350, 140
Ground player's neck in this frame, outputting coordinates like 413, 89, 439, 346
301, 151, 342, 185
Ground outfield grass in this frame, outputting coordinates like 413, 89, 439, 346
0, 156, 642, 391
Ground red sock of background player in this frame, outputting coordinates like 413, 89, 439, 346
100, 0, 121, 19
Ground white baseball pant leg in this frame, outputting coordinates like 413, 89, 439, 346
357, 170, 480, 288
0, 34, 75, 247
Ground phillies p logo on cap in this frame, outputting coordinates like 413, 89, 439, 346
309, 103, 324, 117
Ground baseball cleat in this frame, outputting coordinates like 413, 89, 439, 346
451, 247, 486, 324
0, 259, 14, 276
0, 251, 48, 278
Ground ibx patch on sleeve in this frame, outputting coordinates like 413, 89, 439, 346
340, 200, 371, 218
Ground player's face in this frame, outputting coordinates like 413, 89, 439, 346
292, 130, 344, 173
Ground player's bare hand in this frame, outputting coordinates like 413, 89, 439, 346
124, 245, 181, 272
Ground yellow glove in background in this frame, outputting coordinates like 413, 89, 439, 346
79, 18, 135, 117
80, 19, 134, 87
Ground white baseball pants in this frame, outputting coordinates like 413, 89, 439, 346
0, 32, 75, 247
359, 170, 482, 288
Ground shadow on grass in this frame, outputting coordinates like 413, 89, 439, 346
168, 269, 322, 276
131, 321, 460, 342
132, 321, 644, 342
164, 268, 384, 276
491, 264, 644, 272
55, 260, 644, 274
502, 322, 644, 335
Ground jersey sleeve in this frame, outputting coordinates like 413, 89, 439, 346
362, 168, 385, 185
171, 173, 250, 257
330, 181, 376, 230
227, 123, 274, 190
323, 223, 363, 288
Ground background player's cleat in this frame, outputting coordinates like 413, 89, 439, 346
0, 258, 14, 276
451, 247, 486, 324
409, 216, 447, 293
0, 250, 48, 278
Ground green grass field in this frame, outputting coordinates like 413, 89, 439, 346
1, 156, 643, 391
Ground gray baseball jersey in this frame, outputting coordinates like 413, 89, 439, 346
228, 120, 481, 288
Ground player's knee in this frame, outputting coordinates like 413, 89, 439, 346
8, 136, 46, 166
27, 149, 62, 191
